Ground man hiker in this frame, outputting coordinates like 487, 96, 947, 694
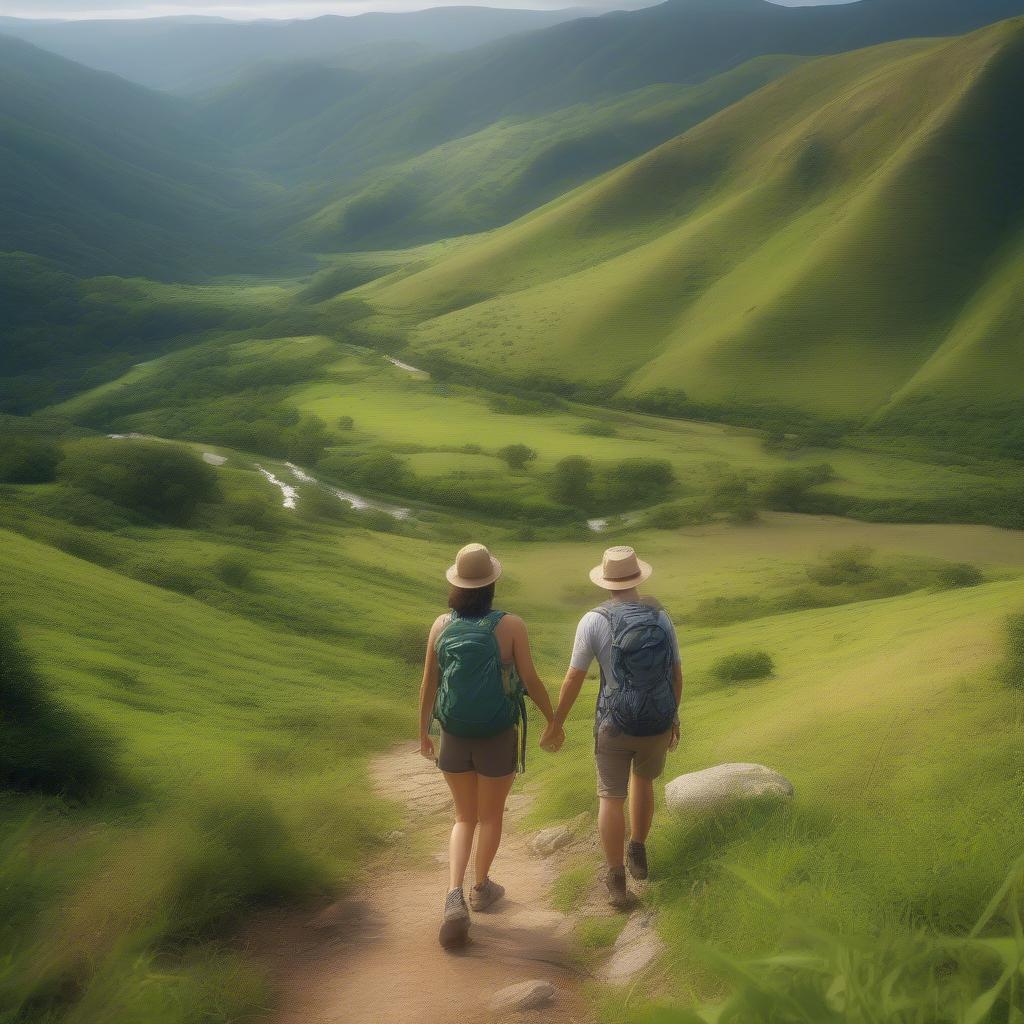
542, 546, 682, 907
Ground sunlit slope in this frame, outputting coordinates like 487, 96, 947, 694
364, 21, 1024, 424
295, 57, 803, 250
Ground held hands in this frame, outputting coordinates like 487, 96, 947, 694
669, 720, 680, 752
419, 734, 435, 760
539, 720, 565, 753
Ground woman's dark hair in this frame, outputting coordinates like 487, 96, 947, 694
448, 582, 495, 618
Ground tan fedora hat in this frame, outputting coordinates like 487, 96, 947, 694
446, 542, 502, 589
589, 545, 653, 591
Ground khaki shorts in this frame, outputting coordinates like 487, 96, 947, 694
595, 722, 672, 799
438, 727, 518, 778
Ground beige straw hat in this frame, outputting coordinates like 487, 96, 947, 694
589, 545, 653, 591
446, 543, 502, 589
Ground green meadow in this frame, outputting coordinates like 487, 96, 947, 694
3, 415, 1024, 1019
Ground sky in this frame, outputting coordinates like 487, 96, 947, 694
0, 0, 853, 21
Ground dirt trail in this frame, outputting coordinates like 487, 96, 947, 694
253, 745, 594, 1024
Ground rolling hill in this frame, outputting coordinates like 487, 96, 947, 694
294, 56, 805, 250
358, 19, 1024, 449
0, 35, 275, 278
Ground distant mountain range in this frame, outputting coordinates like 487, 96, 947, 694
0, 7, 598, 93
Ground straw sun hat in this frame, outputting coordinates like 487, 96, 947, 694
589, 545, 653, 591
446, 543, 503, 589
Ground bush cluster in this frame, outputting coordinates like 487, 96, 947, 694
711, 650, 775, 683
60, 439, 221, 526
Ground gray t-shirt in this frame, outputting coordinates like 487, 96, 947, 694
570, 599, 681, 726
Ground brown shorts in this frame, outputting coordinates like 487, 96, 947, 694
595, 722, 672, 799
438, 727, 518, 778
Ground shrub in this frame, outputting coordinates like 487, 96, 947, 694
498, 444, 538, 472
60, 439, 220, 526
806, 545, 876, 586
643, 502, 709, 530
221, 494, 287, 535
761, 464, 836, 512
0, 612, 115, 798
933, 562, 984, 589
337, 416, 354, 430
0, 438, 62, 483
711, 651, 775, 683
601, 459, 675, 505
213, 554, 254, 589
282, 415, 330, 466
301, 487, 353, 522
710, 476, 758, 523
550, 456, 594, 507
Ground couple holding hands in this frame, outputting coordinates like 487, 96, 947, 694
418, 542, 683, 948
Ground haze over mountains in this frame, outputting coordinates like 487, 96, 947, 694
3, 0, 1024, 446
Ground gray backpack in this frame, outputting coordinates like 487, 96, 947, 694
595, 602, 676, 736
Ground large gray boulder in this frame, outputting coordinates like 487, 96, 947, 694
664, 763, 794, 815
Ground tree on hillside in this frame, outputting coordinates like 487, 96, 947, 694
551, 456, 593, 507
0, 438, 63, 483
498, 444, 537, 472
60, 439, 220, 526
600, 458, 675, 504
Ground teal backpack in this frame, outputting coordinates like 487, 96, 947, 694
433, 610, 528, 771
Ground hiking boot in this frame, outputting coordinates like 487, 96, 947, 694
606, 867, 635, 910
626, 841, 648, 881
438, 888, 470, 948
469, 877, 505, 912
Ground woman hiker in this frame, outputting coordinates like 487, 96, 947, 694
418, 542, 564, 948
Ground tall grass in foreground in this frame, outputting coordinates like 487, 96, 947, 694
641, 857, 1024, 1023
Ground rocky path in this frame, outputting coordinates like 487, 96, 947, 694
251, 745, 595, 1024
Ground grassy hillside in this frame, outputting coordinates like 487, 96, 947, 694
295, 57, 804, 250
357, 20, 1024, 452
0, 35, 277, 278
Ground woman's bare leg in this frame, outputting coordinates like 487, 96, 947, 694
443, 770, 478, 890
474, 772, 515, 884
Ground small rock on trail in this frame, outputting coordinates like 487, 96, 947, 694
532, 824, 573, 857
603, 911, 663, 984
489, 979, 556, 1012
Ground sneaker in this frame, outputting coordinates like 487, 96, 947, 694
605, 867, 635, 910
438, 888, 470, 948
626, 841, 648, 881
469, 877, 505, 912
